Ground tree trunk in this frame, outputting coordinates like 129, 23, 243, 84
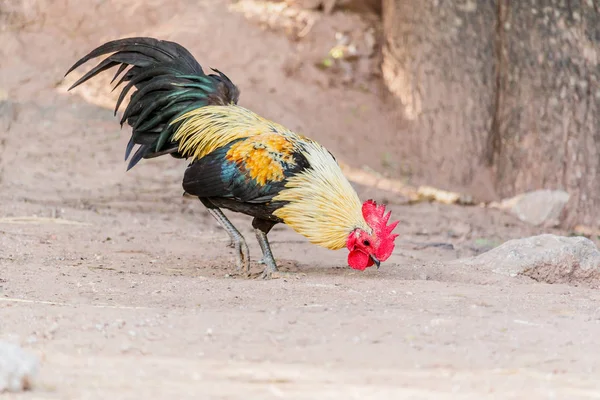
495, 1, 600, 228
382, 0, 600, 228
381, 0, 498, 200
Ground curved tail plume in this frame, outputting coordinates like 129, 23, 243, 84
65, 37, 240, 170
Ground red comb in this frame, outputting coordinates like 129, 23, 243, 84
362, 200, 399, 261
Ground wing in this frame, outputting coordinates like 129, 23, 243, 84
182, 133, 309, 203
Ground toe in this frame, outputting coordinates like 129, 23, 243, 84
259, 270, 273, 280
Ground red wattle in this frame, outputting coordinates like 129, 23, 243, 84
347, 250, 374, 271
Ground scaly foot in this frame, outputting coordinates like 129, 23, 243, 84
254, 228, 279, 279
233, 236, 250, 273
258, 260, 278, 279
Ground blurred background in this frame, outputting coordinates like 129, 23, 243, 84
1, 0, 599, 231
2, 1, 600, 397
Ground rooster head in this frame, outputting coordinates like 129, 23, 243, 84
346, 200, 399, 271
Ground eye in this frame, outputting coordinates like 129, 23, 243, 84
363, 240, 371, 247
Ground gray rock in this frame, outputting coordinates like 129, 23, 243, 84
461, 234, 600, 286
0, 341, 39, 392
490, 190, 570, 227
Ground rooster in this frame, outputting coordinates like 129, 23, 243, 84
65, 37, 398, 279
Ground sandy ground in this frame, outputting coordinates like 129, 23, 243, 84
1, 0, 600, 398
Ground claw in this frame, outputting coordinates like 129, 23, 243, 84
259, 269, 272, 280
258, 264, 277, 280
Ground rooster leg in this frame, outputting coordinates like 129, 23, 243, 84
252, 218, 279, 279
201, 199, 250, 273
207, 208, 250, 272
255, 230, 278, 279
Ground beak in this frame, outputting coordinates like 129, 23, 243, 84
370, 254, 381, 269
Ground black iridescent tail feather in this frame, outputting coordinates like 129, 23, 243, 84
65, 37, 240, 170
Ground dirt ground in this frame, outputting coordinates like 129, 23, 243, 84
1, 0, 600, 398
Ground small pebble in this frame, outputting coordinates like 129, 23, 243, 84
0, 341, 39, 392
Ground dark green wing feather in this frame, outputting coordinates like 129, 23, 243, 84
182, 137, 309, 205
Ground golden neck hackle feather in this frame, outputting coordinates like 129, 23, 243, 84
273, 141, 372, 250
172, 104, 371, 250
172, 105, 292, 160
